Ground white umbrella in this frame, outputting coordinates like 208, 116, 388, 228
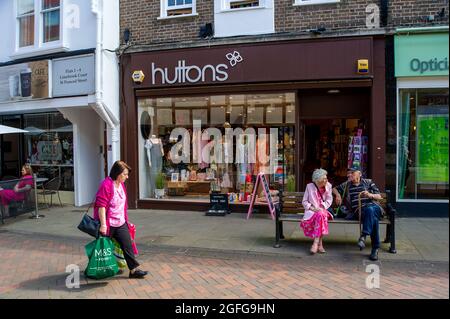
23, 126, 46, 135
0, 124, 28, 135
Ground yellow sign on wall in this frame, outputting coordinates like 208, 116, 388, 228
357, 59, 369, 74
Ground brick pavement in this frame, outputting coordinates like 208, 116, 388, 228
0, 229, 448, 299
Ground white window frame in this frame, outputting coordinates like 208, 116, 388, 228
222, 0, 265, 12
12, 0, 66, 59
16, 0, 35, 49
294, 0, 340, 6
40, 0, 62, 45
158, 0, 198, 20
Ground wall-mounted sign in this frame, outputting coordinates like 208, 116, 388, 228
132, 70, 145, 84
357, 59, 369, 74
52, 55, 95, 97
0, 60, 49, 103
130, 38, 373, 88
395, 32, 449, 77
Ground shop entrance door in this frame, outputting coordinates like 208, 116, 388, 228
300, 118, 365, 189
0, 115, 24, 178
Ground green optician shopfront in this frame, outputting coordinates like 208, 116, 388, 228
394, 27, 448, 214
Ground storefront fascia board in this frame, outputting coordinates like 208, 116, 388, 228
129, 37, 374, 89
394, 31, 449, 78
0, 95, 95, 114
395, 26, 449, 35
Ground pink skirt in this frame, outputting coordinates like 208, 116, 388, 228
0, 189, 24, 206
300, 210, 330, 239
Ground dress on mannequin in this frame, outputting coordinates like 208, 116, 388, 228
145, 136, 164, 197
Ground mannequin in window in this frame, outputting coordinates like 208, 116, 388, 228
145, 135, 164, 198
220, 122, 233, 190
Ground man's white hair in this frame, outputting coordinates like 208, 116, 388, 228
312, 168, 328, 183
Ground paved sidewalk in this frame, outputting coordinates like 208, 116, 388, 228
0, 207, 448, 299
0, 229, 448, 299
1, 206, 448, 262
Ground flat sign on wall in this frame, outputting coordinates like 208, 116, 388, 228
394, 32, 449, 77
52, 55, 95, 97
0, 60, 49, 103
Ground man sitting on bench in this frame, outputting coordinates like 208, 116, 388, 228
333, 168, 383, 261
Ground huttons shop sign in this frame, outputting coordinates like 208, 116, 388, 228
129, 38, 373, 88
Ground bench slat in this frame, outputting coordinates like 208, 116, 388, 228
279, 214, 390, 224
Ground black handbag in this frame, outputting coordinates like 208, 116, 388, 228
77, 201, 100, 238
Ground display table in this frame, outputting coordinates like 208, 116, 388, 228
185, 181, 212, 195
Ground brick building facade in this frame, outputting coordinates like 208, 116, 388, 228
119, 0, 448, 46
119, 1, 448, 215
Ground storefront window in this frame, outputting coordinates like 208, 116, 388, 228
24, 112, 74, 191
398, 88, 449, 200
138, 92, 296, 202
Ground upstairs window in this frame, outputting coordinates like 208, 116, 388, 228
17, 0, 35, 47
294, 0, 340, 6
42, 0, 60, 43
229, 0, 260, 9
162, 0, 196, 17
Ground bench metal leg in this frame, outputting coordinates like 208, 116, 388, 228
389, 211, 397, 254
274, 220, 281, 248
384, 223, 391, 243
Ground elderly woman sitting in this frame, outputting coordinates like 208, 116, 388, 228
300, 168, 334, 254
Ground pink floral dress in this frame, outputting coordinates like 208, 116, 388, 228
300, 187, 330, 239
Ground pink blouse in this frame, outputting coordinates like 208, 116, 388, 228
108, 184, 126, 227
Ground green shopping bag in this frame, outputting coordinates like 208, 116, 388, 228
84, 237, 119, 279
112, 238, 127, 269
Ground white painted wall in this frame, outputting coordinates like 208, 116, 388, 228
59, 107, 104, 206
0, 0, 97, 62
101, 0, 120, 173
214, 0, 274, 38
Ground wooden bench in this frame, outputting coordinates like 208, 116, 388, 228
274, 190, 397, 253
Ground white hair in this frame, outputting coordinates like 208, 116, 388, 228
312, 168, 328, 183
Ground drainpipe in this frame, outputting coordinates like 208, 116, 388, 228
90, 0, 119, 129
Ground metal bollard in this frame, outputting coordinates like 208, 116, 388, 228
29, 173, 45, 219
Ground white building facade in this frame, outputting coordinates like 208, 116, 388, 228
0, 0, 120, 206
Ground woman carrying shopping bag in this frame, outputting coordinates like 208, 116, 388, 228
94, 160, 148, 279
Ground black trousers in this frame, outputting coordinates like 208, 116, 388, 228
109, 223, 140, 271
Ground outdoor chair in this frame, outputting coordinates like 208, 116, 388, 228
38, 176, 63, 208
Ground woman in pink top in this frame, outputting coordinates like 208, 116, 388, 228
0, 165, 34, 216
94, 160, 147, 279
300, 169, 334, 254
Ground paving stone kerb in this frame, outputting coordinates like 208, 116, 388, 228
0, 206, 448, 263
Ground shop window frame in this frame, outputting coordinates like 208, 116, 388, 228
137, 91, 297, 203
396, 77, 449, 203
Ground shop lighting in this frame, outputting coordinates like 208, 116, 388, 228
327, 89, 340, 94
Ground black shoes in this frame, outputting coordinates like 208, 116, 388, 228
369, 249, 379, 261
357, 236, 366, 250
129, 269, 148, 279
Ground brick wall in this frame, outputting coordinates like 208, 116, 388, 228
119, 0, 213, 46
275, 0, 449, 33
120, 0, 449, 46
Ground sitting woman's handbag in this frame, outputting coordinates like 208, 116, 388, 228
77, 201, 100, 238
